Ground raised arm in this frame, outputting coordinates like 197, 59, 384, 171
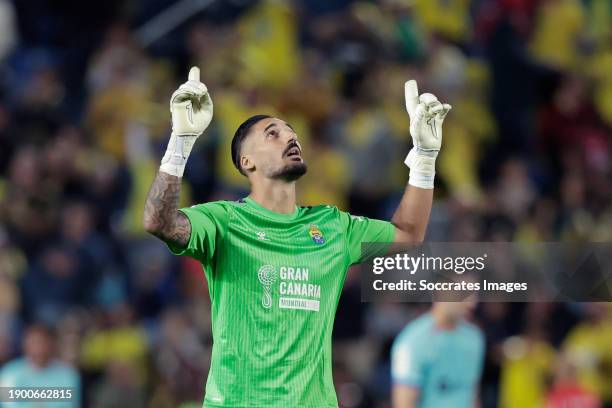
143, 172, 192, 247
142, 67, 213, 248
391, 80, 451, 244
391, 184, 434, 244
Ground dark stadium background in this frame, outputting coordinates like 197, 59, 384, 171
0, 0, 611, 407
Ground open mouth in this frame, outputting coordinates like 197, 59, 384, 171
285, 146, 302, 161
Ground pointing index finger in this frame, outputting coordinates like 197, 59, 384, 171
405, 80, 419, 117
188, 66, 200, 82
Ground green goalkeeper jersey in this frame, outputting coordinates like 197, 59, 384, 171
167, 197, 395, 407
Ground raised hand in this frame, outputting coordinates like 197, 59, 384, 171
161, 67, 213, 177
404, 80, 451, 153
403, 80, 451, 189
170, 66, 214, 137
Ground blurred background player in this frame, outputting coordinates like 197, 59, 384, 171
0, 324, 80, 408
392, 300, 484, 408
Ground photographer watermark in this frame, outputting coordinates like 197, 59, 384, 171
0, 387, 75, 402
360, 243, 612, 302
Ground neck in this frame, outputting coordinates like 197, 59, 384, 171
431, 305, 459, 330
249, 179, 297, 214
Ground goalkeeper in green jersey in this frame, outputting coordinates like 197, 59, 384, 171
143, 67, 451, 407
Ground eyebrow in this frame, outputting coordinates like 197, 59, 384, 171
264, 123, 277, 132
263, 122, 294, 133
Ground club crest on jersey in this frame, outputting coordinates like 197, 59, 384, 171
308, 224, 325, 244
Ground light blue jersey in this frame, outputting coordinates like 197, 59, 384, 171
0, 358, 80, 408
391, 313, 484, 408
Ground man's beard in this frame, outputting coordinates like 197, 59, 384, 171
270, 162, 308, 182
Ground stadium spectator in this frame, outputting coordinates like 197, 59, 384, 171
546, 355, 602, 408
562, 303, 612, 406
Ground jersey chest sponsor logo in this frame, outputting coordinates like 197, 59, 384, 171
257, 264, 321, 312
257, 265, 278, 308
308, 224, 325, 244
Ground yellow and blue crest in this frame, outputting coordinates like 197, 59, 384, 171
308, 224, 325, 244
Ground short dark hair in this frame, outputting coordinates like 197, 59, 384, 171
231, 114, 272, 176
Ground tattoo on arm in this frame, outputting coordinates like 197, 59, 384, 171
143, 172, 191, 248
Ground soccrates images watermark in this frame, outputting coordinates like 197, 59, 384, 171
360, 243, 612, 302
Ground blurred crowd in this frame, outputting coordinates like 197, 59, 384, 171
0, 0, 611, 407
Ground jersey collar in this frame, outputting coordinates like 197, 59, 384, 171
244, 197, 300, 221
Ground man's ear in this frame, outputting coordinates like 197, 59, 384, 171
241, 155, 255, 173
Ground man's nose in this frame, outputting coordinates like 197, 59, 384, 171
282, 132, 297, 146
284, 132, 298, 143
286, 136, 301, 150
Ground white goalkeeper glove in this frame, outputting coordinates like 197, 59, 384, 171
404, 80, 451, 189
159, 66, 213, 177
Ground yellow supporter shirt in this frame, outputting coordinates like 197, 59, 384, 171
499, 336, 556, 408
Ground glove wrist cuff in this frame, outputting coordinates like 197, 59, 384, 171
404, 148, 437, 189
160, 150, 188, 177
160, 162, 186, 178
159, 133, 198, 178
414, 147, 439, 158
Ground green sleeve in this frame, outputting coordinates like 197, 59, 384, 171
166, 201, 230, 263
338, 210, 396, 265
